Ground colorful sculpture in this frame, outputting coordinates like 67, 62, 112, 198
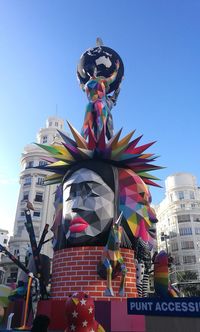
81, 60, 120, 139
65, 292, 105, 332
78, 40, 124, 141
37, 123, 161, 251
0, 285, 13, 308
0, 203, 50, 329
153, 250, 179, 298
135, 221, 153, 297
37, 42, 162, 299
62, 166, 115, 247
77, 42, 124, 94
97, 213, 127, 296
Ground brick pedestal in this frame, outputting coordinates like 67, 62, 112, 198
51, 246, 138, 301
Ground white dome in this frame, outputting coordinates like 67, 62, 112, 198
165, 172, 197, 192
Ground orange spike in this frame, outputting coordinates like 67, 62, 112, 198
139, 153, 154, 159
67, 121, 88, 149
115, 130, 135, 149
107, 128, 122, 149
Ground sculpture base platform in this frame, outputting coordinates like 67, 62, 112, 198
37, 298, 146, 331
51, 246, 138, 300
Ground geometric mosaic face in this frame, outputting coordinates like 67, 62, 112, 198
119, 168, 158, 247
62, 168, 114, 246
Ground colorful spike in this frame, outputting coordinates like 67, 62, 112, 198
37, 122, 162, 187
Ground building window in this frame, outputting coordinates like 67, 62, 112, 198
26, 161, 34, 169
3, 238, 7, 244
34, 192, 43, 202
191, 203, 196, 208
16, 226, 24, 236
183, 255, 196, 264
169, 231, 177, 238
180, 204, 185, 209
190, 191, 195, 200
33, 210, 41, 218
171, 242, 178, 251
179, 227, 192, 236
181, 241, 194, 249
49, 122, 52, 126
55, 122, 58, 127
174, 256, 180, 265
21, 191, 29, 202
42, 136, 47, 143
24, 177, 31, 186
195, 227, 200, 235
8, 267, 18, 282
177, 215, 190, 223
20, 211, 25, 217
37, 177, 45, 185
39, 161, 47, 167
193, 215, 200, 222
178, 191, 184, 200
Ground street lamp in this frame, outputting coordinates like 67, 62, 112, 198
161, 232, 169, 254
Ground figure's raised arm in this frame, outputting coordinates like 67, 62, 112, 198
80, 82, 85, 92
105, 60, 120, 86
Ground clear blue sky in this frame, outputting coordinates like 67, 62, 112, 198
0, 0, 200, 234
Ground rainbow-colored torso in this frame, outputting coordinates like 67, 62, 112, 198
81, 67, 119, 139
85, 77, 107, 102
81, 76, 110, 139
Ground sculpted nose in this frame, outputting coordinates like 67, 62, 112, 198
71, 196, 84, 210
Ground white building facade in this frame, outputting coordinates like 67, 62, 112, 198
1, 116, 65, 283
155, 172, 200, 281
0, 229, 9, 283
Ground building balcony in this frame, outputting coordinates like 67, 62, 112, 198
23, 183, 31, 187
0, 255, 15, 265
34, 199, 43, 203
35, 182, 45, 186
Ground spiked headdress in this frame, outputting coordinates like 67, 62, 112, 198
36, 122, 162, 187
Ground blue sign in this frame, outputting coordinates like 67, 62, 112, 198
127, 297, 200, 317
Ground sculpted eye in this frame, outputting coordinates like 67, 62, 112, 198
66, 193, 75, 201
88, 192, 99, 198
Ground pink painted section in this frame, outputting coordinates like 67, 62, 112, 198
137, 219, 149, 242
38, 299, 146, 331
111, 300, 146, 332
37, 299, 68, 330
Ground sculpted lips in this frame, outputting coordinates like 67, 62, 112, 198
69, 217, 89, 233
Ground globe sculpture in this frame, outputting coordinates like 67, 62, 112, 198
77, 45, 124, 93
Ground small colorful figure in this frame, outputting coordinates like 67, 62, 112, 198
97, 213, 127, 296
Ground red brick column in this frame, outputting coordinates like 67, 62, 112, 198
51, 246, 137, 301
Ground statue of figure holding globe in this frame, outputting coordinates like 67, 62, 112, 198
80, 60, 120, 140
77, 42, 124, 140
